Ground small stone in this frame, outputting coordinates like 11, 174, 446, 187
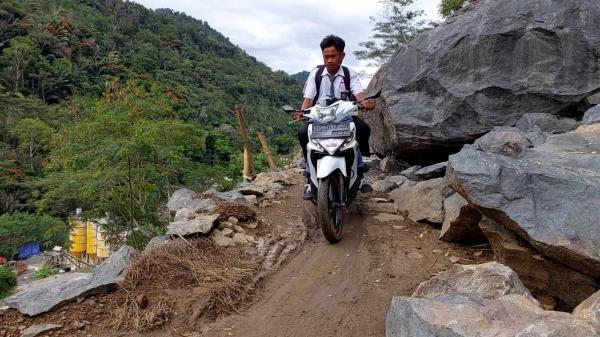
72, 321, 86, 330
232, 233, 249, 245
393, 225, 406, 230
242, 221, 259, 229
243, 234, 256, 243
135, 294, 148, 309
218, 222, 233, 230
433, 249, 443, 255
21, 324, 63, 337
243, 195, 258, 205
408, 252, 425, 259
234, 225, 246, 234
228, 217, 239, 227
449, 256, 461, 263
537, 294, 557, 311
474, 251, 483, 257
221, 228, 234, 237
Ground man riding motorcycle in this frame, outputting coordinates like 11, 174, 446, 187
297, 34, 376, 200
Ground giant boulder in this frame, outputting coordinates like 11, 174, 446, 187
446, 126, 600, 283
387, 294, 598, 337
365, 0, 600, 163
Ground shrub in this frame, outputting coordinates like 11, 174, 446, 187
0, 212, 68, 257
0, 265, 16, 298
32, 265, 58, 280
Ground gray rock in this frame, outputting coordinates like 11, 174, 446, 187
6, 246, 137, 316
583, 105, 600, 125
573, 290, 600, 332
400, 165, 422, 181
144, 235, 170, 251
366, 0, 600, 163
447, 127, 600, 279
167, 188, 216, 213
439, 193, 485, 244
21, 324, 63, 337
380, 157, 401, 173
587, 93, 600, 105
212, 229, 234, 247
390, 178, 446, 223
167, 214, 219, 236
236, 183, 266, 196
201, 189, 248, 204
386, 294, 598, 337
479, 217, 599, 308
474, 127, 533, 158
414, 162, 447, 180
516, 113, 578, 134
413, 262, 536, 302
243, 194, 258, 205
372, 175, 408, 193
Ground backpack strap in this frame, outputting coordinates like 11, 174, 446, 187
342, 66, 356, 101
313, 65, 325, 106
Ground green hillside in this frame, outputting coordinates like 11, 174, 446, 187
0, 0, 302, 249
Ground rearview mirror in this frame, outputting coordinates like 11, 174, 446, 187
282, 105, 296, 113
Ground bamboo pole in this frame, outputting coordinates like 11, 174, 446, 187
258, 132, 277, 170
235, 105, 256, 180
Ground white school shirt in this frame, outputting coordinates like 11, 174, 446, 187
303, 66, 364, 102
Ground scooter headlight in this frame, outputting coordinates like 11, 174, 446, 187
317, 138, 345, 155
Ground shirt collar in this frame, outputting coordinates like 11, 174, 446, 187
321, 66, 345, 78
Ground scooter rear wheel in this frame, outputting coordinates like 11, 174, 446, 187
318, 175, 344, 243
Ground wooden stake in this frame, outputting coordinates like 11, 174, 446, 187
258, 132, 277, 170
235, 105, 256, 180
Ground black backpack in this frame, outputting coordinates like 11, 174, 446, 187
313, 65, 355, 106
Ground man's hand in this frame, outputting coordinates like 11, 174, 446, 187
362, 99, 376, 111
294, 111, 303, 121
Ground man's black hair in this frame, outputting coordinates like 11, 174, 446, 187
320, 35, 345, 52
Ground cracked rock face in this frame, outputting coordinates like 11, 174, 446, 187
365, 0, 600, 163
447, 126, 600, 279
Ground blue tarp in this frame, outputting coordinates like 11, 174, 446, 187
19, 242, 40, 260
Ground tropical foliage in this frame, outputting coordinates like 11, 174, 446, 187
0, 0, 303, 249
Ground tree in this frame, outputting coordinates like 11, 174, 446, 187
10, 117, 53, 173
354, 0, 428, 66
41, 81, 206, 248
439, 0, 470, 18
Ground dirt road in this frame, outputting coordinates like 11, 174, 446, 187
1, 171, 490, 337
201, 183, 487, 337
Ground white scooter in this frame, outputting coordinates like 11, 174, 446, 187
283, 90, 381, 243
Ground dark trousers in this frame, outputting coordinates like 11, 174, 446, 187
298, 116, 371, 160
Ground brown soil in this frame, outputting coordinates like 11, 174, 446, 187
0, 170, 493, 337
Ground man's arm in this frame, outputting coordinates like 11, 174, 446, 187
355, 92, 375, 111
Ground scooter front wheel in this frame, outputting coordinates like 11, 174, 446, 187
318, 175, 344, 243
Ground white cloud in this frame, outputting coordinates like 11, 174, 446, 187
133, 0, 441, 86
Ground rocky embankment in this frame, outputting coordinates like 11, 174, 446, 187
368, 0, 600, 335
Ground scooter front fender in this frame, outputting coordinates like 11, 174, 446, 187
317, 156, 347, 179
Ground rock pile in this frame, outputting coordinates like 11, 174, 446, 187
387, 262, 600, 337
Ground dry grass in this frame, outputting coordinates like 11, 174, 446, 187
111, 237, 260, 331
214, 202, 257, 222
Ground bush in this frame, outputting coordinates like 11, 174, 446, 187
0, 212, 68, 258
0, 265, 16, 298
32, 265, 58, 280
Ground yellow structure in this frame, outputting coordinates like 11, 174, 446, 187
96, 226, 110, 260
86, 221, 97, 260
68, 218, 87, 259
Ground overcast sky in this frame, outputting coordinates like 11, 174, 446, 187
134, 0, 442, 84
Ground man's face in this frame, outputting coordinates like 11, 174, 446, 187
322, 46, 345, 74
